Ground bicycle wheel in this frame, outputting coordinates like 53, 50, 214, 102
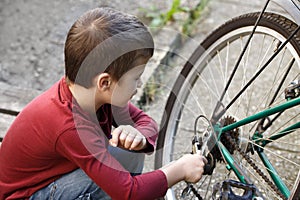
155, 12, 300, 200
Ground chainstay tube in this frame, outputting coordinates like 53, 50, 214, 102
220, 97, 300, 135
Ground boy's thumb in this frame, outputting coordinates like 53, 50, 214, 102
110, 128, 121, 147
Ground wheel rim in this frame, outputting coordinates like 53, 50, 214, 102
161, 22, 300, 199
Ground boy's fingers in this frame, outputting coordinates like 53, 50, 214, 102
124, 133, 135, 149
110, 125, 147, 151
119, 130, 128, 144
130, 137, 146, 150
129, 137, 142, 150
110, 127, 122, 147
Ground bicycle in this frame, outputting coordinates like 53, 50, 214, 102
154, 0, 300, 199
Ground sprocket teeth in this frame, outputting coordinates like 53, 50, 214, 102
211, 116, 240, 162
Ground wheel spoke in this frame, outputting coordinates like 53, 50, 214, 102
157, 12, 300, 199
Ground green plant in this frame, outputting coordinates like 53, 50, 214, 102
150, 0, 186, 27
142, 0, 210, 35
182, 0, 210, 35
137, 76, 160, 109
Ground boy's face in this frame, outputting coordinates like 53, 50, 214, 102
110, 56, 149, 107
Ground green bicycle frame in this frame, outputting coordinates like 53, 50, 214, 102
215, 96, 300, 199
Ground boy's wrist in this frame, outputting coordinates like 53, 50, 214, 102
160, 160, 185, 188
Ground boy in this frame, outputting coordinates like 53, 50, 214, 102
0, 7, 206, 199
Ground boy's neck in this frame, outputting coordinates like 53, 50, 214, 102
68, 83, 99, 115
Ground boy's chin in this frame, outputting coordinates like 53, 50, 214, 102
130, 91, 137, 99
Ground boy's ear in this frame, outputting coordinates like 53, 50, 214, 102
96, 73, 112, 91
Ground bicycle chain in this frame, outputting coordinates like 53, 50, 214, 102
187, 131, 286, 200
224, 134, 287, 200
191, 185, 203, 200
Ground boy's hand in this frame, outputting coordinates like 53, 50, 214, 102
179, 154, 207, 183
109, 125, 147, 151
160, 154, 207, 187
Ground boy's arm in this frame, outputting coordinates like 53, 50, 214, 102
111, 102, 158, 153
56, 126, 168, 199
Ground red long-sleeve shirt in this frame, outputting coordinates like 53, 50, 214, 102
0, 77, 168, 199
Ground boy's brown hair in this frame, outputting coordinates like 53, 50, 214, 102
64, 7, 154, 88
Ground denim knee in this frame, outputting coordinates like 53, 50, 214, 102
75, 186, 111, 200
30, 169, 111, 200
108, 145, 145, 175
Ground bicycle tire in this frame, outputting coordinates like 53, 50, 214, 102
155, 12, 300, 200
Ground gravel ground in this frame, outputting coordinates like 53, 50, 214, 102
0, 0, 172, 91
1, 0, 284, 91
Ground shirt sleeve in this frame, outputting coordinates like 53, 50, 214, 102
112, 102, 159, 153
55, 125, 168, 200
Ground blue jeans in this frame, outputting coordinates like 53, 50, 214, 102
30, 147, 145, 200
